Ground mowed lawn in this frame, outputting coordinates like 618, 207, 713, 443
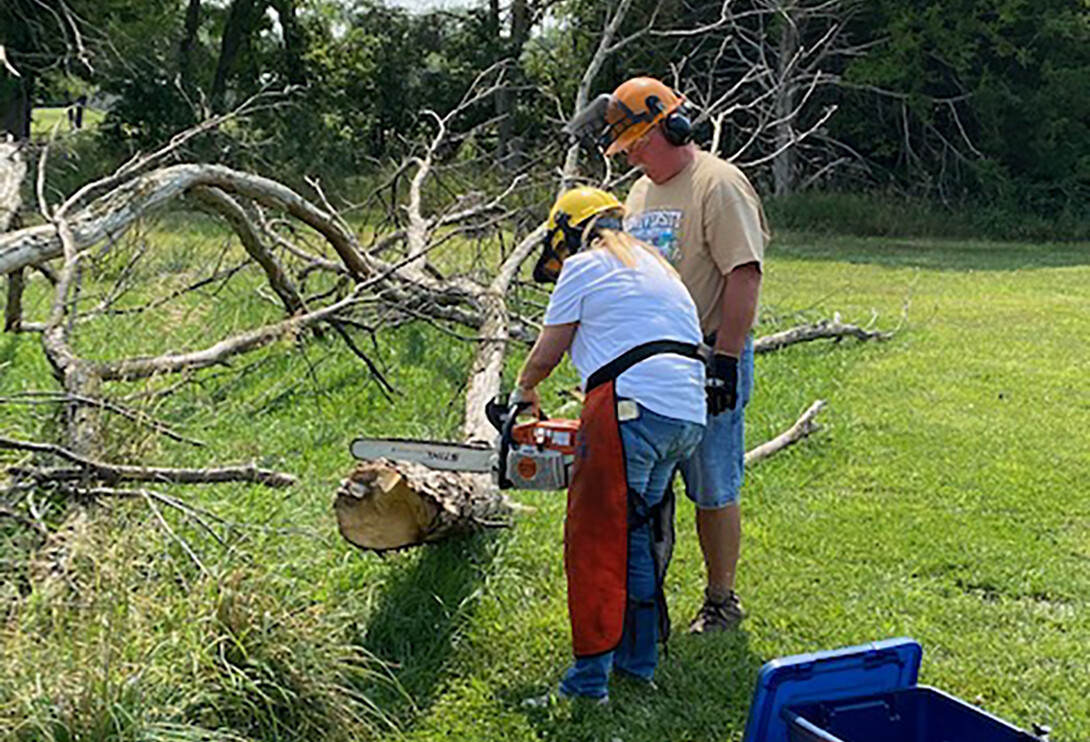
30, 106, 106, 139
1, 227, 1088, 742
372, 234, 1090, 742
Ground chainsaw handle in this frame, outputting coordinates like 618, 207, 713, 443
485, 395, 546, 434
494, 401, 548, 489
494, 403, 519, 489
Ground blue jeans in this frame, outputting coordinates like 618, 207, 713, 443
680, 335, 755, 508
559, 406, 705, 699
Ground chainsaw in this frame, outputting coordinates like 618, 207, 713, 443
349, 396, 580, 490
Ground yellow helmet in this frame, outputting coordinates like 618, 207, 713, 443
601, 77, 687, 156
533, 187, 623, 283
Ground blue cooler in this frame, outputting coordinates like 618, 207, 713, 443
742, 638, 1041, 742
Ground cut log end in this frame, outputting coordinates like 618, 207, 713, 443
334, 459, 510, 552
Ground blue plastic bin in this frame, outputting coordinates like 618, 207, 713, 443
786, 686, 1039, 742
743, 638, 1040, 742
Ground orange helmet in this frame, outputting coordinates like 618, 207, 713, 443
601, 77, 685, 156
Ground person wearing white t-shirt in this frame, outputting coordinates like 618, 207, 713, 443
514, 187, 706, 704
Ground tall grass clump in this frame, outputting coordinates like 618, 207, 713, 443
0, 504, 401, 742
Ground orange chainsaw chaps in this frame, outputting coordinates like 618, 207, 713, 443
564, 380, 628, 658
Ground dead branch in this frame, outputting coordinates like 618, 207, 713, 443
105, 259, 250, 316
95, 283, 370, 382
0, 164, 372, 278
0, 391, 205, 447
55, 90, 275, 220
1, 436, 296, 488
754, 316, 892, 354
745, 400, 826, 465
3, 142, 26, 332
188, 186, 305, 315
462, 224, 546, 444
41, 212, 101, 454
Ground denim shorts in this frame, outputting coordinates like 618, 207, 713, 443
678, 336, 754, 509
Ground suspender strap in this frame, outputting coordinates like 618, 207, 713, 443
585, 340, 702, 394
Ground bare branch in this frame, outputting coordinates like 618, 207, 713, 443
754, 316, 892, 354
95, 283, 370, 382
189, 185, 305, 315
1, 436, 297, 488
1, 164, 372, 279
745, 400, 826, 465
0, 391, 205, 447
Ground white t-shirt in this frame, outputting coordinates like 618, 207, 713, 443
542, 246, 706, 426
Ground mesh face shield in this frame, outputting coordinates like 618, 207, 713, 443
564, 94, 664, 154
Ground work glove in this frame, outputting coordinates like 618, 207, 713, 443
706, 353, 739, 416
508, 385, 539, 415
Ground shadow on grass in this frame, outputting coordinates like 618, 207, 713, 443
517, 629, 764, 742
772, 233, 1090, 272
361, 529, 503, 725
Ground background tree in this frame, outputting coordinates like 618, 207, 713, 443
834, 0, 1090, 212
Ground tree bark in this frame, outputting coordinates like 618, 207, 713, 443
1, 139, 24, 233
2, 142, 24, 330
5, 266, 23, 331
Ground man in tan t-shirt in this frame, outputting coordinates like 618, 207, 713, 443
600, 76, 767, 633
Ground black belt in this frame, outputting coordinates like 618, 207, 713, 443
585, 340, 703, 393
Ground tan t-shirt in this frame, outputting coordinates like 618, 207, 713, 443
624, 151, 768, 336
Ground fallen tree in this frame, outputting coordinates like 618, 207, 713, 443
0, 0, 895, 566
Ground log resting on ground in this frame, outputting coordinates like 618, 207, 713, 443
336, 400, 827, 552
334, 459, 509, 552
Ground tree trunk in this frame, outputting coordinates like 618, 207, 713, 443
5, 267, 23, 331
178, 0, 202, 99
772, 4, 799, 197
270, 0, 307, 87
2, 143, 23, 330
1, 140, 24, 228
495, 0, 530, 170
210, 0, 263, 113
0, 71, 33, 141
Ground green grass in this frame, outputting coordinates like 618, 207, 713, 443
2, 220, 1089, 741
30, 106, 106, 140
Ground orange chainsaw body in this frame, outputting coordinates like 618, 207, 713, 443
510, 418, 581, 453
506, 418, 581, 489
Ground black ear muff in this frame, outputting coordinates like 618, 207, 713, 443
662, 103, 693, 146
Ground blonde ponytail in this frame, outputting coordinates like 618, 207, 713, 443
583, 208, 680, 277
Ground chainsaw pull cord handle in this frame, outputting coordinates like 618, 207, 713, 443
494, 401, 547, 489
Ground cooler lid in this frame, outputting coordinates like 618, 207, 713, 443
742, 637, 922, 742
